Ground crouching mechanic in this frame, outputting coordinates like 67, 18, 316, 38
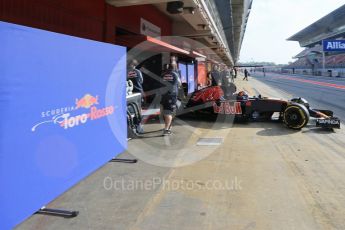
127, 59, 144, 134
160, 64, 182, 136
127, 59, 144, 101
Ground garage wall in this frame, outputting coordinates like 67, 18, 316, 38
0, 0, 172, 45
0, 0, 105, 41
105, 4, 172, 43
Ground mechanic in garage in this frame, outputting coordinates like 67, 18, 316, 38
221, 66, 236, 98
127, 59, 144, 101
127, 59, 145, 135
160, 63, 181, 136
210, 64, 222, 86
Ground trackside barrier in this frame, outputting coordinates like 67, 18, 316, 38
0, 21, 127, 229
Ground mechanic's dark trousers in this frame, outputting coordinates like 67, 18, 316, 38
222, 86, 234, 99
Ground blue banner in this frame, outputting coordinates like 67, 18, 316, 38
323, 40, 345, 51
187, 64, 195, 94
179, 63, 187, 83
0, 21, 127, 229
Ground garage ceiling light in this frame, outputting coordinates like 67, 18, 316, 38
192, 51, 207, 58
146, 36, 190, 55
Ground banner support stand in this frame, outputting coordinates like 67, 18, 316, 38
35, 207, 79, 218
109, 158, 137, 163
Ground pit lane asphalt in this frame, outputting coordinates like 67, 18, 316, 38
251, 72, 345, 121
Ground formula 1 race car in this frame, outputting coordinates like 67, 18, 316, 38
179, 85, 341, 130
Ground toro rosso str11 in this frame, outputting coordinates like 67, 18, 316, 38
180, 85, 340, 130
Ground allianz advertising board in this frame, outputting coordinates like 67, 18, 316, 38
0, 21, 127, 229
323, 40, 345, 52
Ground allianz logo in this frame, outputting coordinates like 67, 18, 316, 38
326, 41, 345, 49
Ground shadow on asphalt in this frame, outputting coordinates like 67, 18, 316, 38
256, 125, 336, 136
256, 128, 299, 136
302, 128, 336, 134
141, 129, 163, 134
137, 134, 164, 139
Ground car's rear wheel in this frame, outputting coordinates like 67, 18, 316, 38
283, 103, 309, 129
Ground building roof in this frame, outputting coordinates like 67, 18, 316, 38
287, 4, 345, 47
107, 0, 252, 65
293, 45, 323, 58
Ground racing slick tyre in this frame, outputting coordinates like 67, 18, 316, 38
127, 102, 142, 138
283, 103, 310, 130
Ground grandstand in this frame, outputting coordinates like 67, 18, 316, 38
285, 4, 345, 77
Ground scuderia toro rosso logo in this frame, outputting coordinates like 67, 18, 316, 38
31, 94, 114, 132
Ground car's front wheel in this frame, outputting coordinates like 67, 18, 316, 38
283, 103, 309, 130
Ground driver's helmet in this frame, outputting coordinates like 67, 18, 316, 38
291, 97, 310, 108
237, 91, 249, 100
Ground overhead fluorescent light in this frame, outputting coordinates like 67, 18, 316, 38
146, 36, 190, 55
192, 51, 207, 58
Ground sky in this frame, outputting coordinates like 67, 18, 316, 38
239, 0, 345, 64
